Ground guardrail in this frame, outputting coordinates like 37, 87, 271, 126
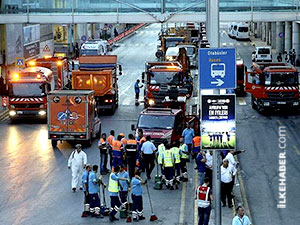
108, 23, 146, 46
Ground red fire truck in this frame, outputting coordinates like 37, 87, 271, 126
27, 56, 70, 89
235, 56, 246, 96
7, 67, 54, 121
132, 107, 198, 146
142, 61, 192, 108
246, 62, 299, 113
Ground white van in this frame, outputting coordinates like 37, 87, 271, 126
235, 23, 249, 40
80, 40, 108, 56
165, 46, 180, 61
252, 46, 272, 62
228, 22, 237, 38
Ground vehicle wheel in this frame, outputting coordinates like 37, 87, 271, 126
251, 95, 256, 109
51, 140, 58, 148
257, 101, 265, 114
86, 136, 93, 147
110, 104, 116, 114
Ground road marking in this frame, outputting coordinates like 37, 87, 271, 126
120, 97, 132, 106
179, 178, 187, 225
194, 162, 199, 225
293, 145, 300, 155
237, 97, 247, 105
222, 43, 227, 46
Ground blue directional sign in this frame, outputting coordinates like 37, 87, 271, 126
199, 48, 236, 89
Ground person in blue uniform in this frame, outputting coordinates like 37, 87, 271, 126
131, 170, 146, 222
81, 164, 91, 217
117, 165, 130, 209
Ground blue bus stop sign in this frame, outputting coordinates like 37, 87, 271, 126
199, 48, 236, 89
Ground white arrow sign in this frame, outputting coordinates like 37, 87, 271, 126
211, 79, 224, 87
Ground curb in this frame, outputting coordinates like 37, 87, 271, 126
236, 166, 253, 224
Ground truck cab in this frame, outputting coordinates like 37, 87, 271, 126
8, 67, 54, 121
246, 62, 299, 113
133, 108, 185, 146
142, 62, 191, 107
177, 44, 197, 68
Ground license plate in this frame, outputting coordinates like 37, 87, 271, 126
17, 111, 23, 114
277, 102, 286, 105
64, 135, 74, 138
261, 55, 266, 57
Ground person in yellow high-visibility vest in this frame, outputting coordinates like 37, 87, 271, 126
179, 137, 189, 182
156, 139, 167, 181
108, 166, 129, 222
162, 144, 176, 190
171, 142, 182, 189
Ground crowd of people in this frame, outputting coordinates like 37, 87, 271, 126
67, 123, 250, 224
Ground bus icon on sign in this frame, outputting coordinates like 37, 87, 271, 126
211, 63, 226, 78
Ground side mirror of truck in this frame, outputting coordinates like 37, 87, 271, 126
119, 65, 123, 76
131, 124, 136, 131
142, 72, 145, 81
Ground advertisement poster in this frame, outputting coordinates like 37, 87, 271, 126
6, 24, 23, 65
23, 25, 40, 59
201, 95, 236, 150
54, 25, 68, 44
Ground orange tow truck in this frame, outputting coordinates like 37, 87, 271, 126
48, 90, 101, 147
142, 61, 192, 108
72, 55, 121, 114
246, 62, 299, 113
7, 67, 54, 121
27, 56, 70, 89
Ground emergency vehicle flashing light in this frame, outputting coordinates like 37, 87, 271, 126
28, 61, 36, 67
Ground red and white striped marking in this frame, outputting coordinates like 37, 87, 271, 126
265, 86, 298, 91
149, 86, 160, 91
10, 98, 44, 102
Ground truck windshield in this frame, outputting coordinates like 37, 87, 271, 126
138, 115, 175, 129
258, 48, 270, 54
149, 71, 182, 85
238, 27, 248, 32
265, 72, 298, 86
165, 38, 185, 48
9, 83, 44, 97
80, 49, 98, 56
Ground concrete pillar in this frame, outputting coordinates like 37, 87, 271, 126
276, 21, 284, 54
253, 22, 257, 36
284, 21, 292, 53
271, 22, 276, 49
262, 22, 266, 42
256, 22, 261, 38
292, 22, 300, 60
266, 22, 271, 45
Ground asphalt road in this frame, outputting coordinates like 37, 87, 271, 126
220, 23, 300, 225
0, 24, 198, 225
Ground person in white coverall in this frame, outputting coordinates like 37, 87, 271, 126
68, 144, 87, 192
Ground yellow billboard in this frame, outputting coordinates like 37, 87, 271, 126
54, 25, 68, 44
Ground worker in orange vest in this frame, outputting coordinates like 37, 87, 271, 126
192, 135, 201, 161
112, 135, 123, 168
120, 133, 127, 166
107, 130, 115, 171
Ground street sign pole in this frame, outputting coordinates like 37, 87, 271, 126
208, 0, 221, 225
